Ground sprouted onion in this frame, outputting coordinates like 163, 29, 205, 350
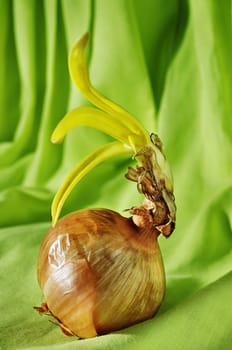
34, 33, 176, 338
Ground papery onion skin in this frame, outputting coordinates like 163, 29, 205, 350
37, 208, 165, 338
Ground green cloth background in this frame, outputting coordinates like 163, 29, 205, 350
0, 0, 232, 349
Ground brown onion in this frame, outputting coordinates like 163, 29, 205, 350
34, 33, 176, 338
36, 208, 166, 338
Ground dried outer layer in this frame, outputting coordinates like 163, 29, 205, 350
37, 209, 165, 338
126, 134, 176, 237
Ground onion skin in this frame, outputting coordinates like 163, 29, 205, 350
37, 208, 165, 338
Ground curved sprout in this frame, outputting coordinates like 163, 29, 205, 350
51, 142, 131, 226
68, 33, 150, 146
50, 33, 175, 226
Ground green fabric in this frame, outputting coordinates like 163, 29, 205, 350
0, 0, 232, 349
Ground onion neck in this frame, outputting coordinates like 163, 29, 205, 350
125, 135, 176, 238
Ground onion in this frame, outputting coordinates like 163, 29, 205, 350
36, 209, 165, 338
34, 33, 176, 338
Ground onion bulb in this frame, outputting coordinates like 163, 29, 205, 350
35, 33, 176, 338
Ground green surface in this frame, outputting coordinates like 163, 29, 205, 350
0, 0, 232, 349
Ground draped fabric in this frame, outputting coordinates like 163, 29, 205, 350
0, 1, 232, 349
